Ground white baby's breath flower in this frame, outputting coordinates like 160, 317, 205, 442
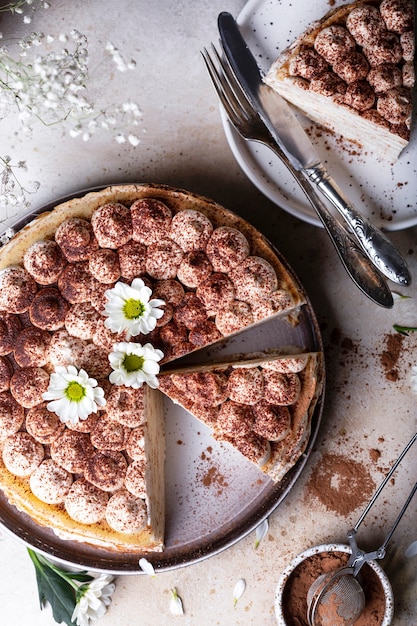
0, 227, 15, 245
233, 578, 246, 607
109, 342, 163, 389
139, 557, 156, 578
0, 23, 142, 146
254, 517, 269, 549
104, 278, 165, 339
42, 365, 106, 425
0, 154, 40, 219
169, 588, 184, 616
128, 133, 140, 147
105, 41, 136, 72
71, 574, 115, 626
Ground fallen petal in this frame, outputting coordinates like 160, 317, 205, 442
139, 557, 156, 578
233, 578, 246, 606
169, 588, 184, 616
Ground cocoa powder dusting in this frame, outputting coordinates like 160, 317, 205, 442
380, 332, 404, 382
197, 447, 228, 496
282, 551, 386, 626
306, 454, 375, 516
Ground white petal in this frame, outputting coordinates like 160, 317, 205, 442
46, 397, 68, 417
169, 588, 184, 616
109, 370, 125, 385
142, 360, 159, 375
233, 579, 246, 606
139, 557, 156, 577
145, 376, 160, 389
254, 518, 269, 548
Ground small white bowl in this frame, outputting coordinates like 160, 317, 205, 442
274, 543, 394, 626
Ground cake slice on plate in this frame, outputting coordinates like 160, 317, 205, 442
265, 0, 415, 162
159, 350, 324, 483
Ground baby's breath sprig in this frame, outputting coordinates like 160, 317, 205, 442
0, 27, 143, 145
0, 1, 50, 21
0, 154, 40, 219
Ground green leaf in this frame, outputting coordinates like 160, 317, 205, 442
393, 324, 417, 336
28, 549, 78, 626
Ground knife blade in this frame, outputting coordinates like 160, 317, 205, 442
217, 11, 411, 287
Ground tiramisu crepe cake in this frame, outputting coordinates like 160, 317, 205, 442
265, 0, 415, 161
0, 183, 322, 553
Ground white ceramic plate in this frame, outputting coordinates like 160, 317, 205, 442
0, 186, 324, 574
221, 0, 417, 231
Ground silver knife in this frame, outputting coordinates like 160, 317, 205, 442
217, 11, 411, 287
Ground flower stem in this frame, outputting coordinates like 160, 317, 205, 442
27, 548, 90, 590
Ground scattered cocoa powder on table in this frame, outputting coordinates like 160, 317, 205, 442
380, 333, 404, 382
306, 454, 376, 517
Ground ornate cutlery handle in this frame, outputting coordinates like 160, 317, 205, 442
290, 170, 393, 308
262, 138, 393, 307
304, 163, 411, 286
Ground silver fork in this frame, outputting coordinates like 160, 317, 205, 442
201, 43, 393, 309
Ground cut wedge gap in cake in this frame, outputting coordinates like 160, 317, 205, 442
265, 0, 415, 163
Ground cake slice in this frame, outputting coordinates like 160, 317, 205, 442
265, 0, 415, 162
159, 350, 324, 482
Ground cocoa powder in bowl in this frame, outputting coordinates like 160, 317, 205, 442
278, 549, 391, 626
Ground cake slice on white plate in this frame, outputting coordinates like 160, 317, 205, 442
265, 0, 415, 162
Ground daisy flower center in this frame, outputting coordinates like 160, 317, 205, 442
123, 298, 146, 320
123, 353, 145, 372
65, 380, 86, 402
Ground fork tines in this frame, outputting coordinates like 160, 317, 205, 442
201, 43, 253, 128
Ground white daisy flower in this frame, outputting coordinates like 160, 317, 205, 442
72, 574, 115, 626
104, 278, 165, 340
109, 342, 164, 389
42, 365, 106, 425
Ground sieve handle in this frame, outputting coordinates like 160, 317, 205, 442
347, 431, 417, 575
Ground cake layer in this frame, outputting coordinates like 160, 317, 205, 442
265, 0, 415, 162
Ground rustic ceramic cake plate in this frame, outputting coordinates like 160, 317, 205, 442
0, 185, 324, 573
